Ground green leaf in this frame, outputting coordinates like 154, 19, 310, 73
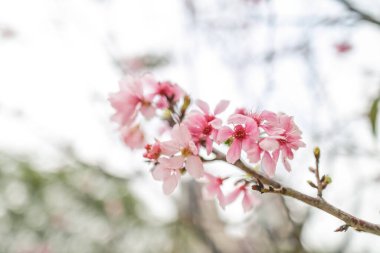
369, 97, 380, 137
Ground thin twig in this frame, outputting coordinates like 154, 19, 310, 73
210, 148, 380, 236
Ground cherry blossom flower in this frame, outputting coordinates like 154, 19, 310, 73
217, 114, 259, 164
160, 124, 204, 178
150, 81, 184, 109
120, 125, 145, 149
255, 113, 305, 176
225, 184, 259, 212
152, 156, 184, 195
185, 99, 229, 154
203, 172, 226, 208
109, 75, 156, 126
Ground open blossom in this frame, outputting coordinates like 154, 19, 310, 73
152, 156, 184, 195
150, 81, 184, 109
225, 184, 259, 212
185, 100, 229, 154
248, 113, 305, 177
120, 125, 145, 149
203, 172, 226, 208
109, 74, 156, 126
160, 124, 204, 178
217, 114, 259, 164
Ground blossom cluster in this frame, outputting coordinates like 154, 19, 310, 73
109, 74, 305, 212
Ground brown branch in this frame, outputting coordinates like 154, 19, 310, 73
339, 0, 380, 26
211, 148, 380, 236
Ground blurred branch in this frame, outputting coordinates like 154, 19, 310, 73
339, 0, 380, 26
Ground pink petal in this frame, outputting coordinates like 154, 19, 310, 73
227, 114, 251, 125
196, 99, 210, 114
179, 124, 192, 143
171, 124, 192, 146
247, 143, 262, 163
214, 100, 230, 115
189, 141, 199, 155
166, 156, 185, 169
262, 151, 276, 177
272, 149, 280, 163
206, 137, 213, 155
160, 141, 179, 156
209, 118, 222, 129
260, 110, 277, 122
204, 172, 217, 182
170, 125, 183, 144
242, 191, 256, 213
245, 119, 258, 137
225, 187, 242, 205
282, 155, 291, 172
152, 164, 170, 180
163, 173, 180, 195
140, 105, 155, 119
226, 140, 242, 164
216, 126, 233, 143
216, 188, 226, 209
259, 138, 279, 152
242, 138, 255, 152
185, 155, 204, 178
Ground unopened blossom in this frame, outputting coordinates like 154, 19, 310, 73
335, 42, 352, 54
161, 124, 204, 178
217, 114, 259, 164
109, 75, 156, 126
150, 81, 184, 109
120, 125, 145, 149
185, 100, 229, 154
152, 156, 184, 195
225, 184, 259, 213
143, 141, 161, 160
203, 172, 226, 208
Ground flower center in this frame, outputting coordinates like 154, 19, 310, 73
278, 135, 288, 145
181, 147, 192, 157
203, 125, 213, 135
233, 125, 246, 140
205, 115, 215, 122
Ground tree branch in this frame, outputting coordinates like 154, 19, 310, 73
339, 0, 380, 26
211, 148, 380, 236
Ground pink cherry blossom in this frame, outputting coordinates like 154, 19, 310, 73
217, 114, 259, 164
335, 41, 352, 54
185, 100, 229, 154
152, 156, 184, 195
257, 113, 305, 176
143, 141, 161, 160
150, 81, 184, 109
109, 75, 156, 126
120, 125, 145, 149
203, 172, 226, 208
225, 184, 259, 212
161, 124, 204, 178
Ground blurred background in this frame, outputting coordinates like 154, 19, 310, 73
1, 0, 380, 252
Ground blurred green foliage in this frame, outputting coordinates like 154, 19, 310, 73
0, 151, 173, 253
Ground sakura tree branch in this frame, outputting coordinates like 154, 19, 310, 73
339, 0, 380, 27
211, 148, 380, 236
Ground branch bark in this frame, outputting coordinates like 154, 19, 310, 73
211, 148, 380, 236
